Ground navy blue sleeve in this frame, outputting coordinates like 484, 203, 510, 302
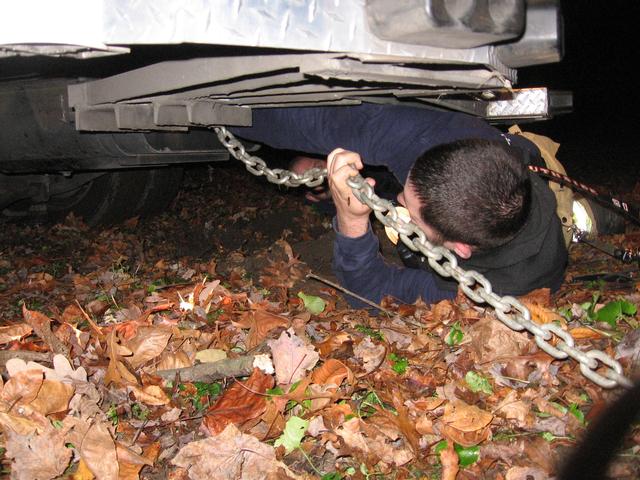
331, 218, 456, 307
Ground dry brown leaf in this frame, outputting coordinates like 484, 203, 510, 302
80, 420, 119, 480
22, 304, 69, 355
127, 384, 170, 406
316, 331, 352, 357
0, 368, 44, 405
104, 330, 138, 386
61, 304, 85, 324
202, 368, 274, 435
29, 378, 75, 415
69, 458, 95, 480
311, 359, 353, 388
171, 423, 299, 479
412, 396, 445, 412
4, 425, 73, 480
155, 350, 192, 371
415, 415, 435, 435
125, 326, 172, 369
439, 400, 493, 447
0, 323, 32, 344
246, 308, 289, 350
494, 390, 533, 428
469, 316, 535, 364
267, 328, 319, 385
522, 302, 566, 326
569, 326, 604, 339
353, 336, 386, 374
117, 442, 159, 480
518, 288, 553, 306
440, 441, 460, 480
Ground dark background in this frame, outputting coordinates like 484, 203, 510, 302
520, 1, 638, 188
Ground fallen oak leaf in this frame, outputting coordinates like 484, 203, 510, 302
172, 423, 300, 479
268, 328, 319, 385
353, 336, 386, 374
104, 330, 138, 387
202, 367, 274, 435
311, 359, 354, 390
79, 420, 119, 480
0, 368, 44, 406
0, 323, 32, 345
124, 326, 172, 369
315, 331, 352, 358
22, 304, 69, 355
116, 441, 159, 480
438, 400, 493, 447
4, 423, 72, 480
127, 384, 170, 406
245, 308, 289, 350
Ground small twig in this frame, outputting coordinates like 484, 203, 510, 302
75, 300, 105, 341
306, 272, 425, 328
156, 356, 256, 382
0, 350, 52, 368
305, 272, 393, 315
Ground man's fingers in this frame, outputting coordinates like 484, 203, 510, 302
327, 148, 363, 176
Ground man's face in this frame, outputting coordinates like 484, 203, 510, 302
397, 181, 449, 247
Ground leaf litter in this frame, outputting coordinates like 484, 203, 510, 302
0, 162, 639, 479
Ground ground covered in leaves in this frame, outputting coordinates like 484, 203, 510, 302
0, 160, 639, 480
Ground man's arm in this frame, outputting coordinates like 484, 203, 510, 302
326, 148, 454, 306
332, 221, 456, 306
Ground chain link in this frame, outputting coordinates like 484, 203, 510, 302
214, 126, 633, 389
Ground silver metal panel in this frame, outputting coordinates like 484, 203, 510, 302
99, 0, 513, 78
486, 88, 549, 119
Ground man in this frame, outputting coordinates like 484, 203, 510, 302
232, 102, 567, 305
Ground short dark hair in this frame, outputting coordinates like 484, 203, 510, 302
408, 139, 532, 249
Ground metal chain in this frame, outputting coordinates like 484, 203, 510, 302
214, 126, 633, 389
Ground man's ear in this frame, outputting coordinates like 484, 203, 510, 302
452, 242, 473, 259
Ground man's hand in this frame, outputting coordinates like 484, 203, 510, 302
327, 148, 375, 237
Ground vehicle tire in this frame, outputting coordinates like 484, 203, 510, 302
2, 167, 183, 226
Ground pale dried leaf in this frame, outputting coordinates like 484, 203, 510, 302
80, 420, 119, 480
439, 400, 493, 447
156, 351, 192, 371
0, 323, 32, 344
195, 348, 227, 363
4, 425, 72, 480
128, 384, 170, 406
469, 317, 534, 363
29, 379, 75, 415
125, 326, 172, 369
353, 336, 385, 373
171, 423, 299, 479
247, 309, 289, 350
0, 368, 44, 405
268, 328, 319, 385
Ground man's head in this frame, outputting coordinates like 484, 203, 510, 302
399, 139, 532, 256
